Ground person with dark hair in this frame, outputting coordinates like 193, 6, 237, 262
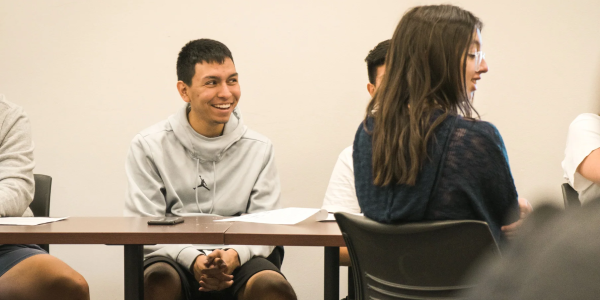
322, 40, 389, 215
365, 40, 390, 97
321, 40, 389, 268
353, 5, 529, 242
0, 94, 90, 300
125, 39, 296, 300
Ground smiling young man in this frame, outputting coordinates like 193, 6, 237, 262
125, 39, 296, 300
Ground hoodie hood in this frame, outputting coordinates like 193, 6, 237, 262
169, 104, 247, 162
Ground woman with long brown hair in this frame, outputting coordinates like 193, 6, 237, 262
353, 4, 521, 241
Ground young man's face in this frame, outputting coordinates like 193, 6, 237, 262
178, 58, 240, 136
367, 64, 386, 97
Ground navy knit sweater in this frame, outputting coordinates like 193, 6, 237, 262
353, 115, 519, 241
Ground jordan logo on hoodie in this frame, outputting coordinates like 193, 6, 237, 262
194, 175, 210, 191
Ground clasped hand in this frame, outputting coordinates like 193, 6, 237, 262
193, 249, 240, 292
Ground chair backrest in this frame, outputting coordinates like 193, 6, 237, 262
30, 174, 52, 253
30, 174, 52, 217
561, 183, 581, 209
334, 212, 500, 300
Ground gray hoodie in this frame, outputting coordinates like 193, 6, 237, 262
125, 104, 280, 271
0, 95, 34, 218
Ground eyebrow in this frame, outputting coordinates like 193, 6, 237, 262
202, 72, 238, 80
471, 40, 481, 47
202, 73, 239, 81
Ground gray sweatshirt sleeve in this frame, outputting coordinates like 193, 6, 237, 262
125, 134, 203, 270
0, 105, 35, 217
248, 140, 281, 212
226, 141, 280, 265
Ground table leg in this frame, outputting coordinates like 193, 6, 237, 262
124, 245, 144, 300
324, 246, 340, 300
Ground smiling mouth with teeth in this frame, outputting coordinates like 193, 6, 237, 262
212, 104, 231, 109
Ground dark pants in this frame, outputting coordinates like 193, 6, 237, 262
0, 244, 46, 277
144, 246, 285, 300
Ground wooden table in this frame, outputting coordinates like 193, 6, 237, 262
0, 216, 231, 300
223, 220, 346, 300
0, 217, 346, 300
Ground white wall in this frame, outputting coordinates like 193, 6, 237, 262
0, 0, 599, 299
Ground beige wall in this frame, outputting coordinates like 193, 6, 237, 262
0, 0, 599, 299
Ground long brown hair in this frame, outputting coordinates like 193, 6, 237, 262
367, 5, 482, 186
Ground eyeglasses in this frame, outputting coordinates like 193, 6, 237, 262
467, 51, 486, 71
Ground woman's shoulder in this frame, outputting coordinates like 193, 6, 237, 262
454, 115, 499, 133
355, 117, 374, 136
453, 116, 504, 146
353, 118, 373, 150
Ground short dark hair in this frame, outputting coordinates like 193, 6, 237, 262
176, 39, 234, 86
365, 40, 390, 85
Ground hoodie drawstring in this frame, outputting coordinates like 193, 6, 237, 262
212, 161, 217, 212
195, 158, 202, 213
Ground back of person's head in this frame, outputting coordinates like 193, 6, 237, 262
368, 5, 481, 186
177, 39, 234, 86
365, 40, 390, 85
463, 200, 600, 299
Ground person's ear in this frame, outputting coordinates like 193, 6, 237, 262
367, 83, 376, 97
177, 81, 191, 103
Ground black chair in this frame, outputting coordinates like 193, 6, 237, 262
334, 212, 500, 300
347, 266, 355, 300
30, 174, 52, 253
561, 183, 581, 209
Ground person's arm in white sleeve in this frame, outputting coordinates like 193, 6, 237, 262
125, 134, 203, 271
563, 114, 600, 190
578, 149, 600, 184
0, 106, 35, 217
230, 141, 280, 265
322, 146, 361, 213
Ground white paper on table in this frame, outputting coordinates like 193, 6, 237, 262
321, 212, 364, 222
0, 217, 68, 226
215, 208, 328, 225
